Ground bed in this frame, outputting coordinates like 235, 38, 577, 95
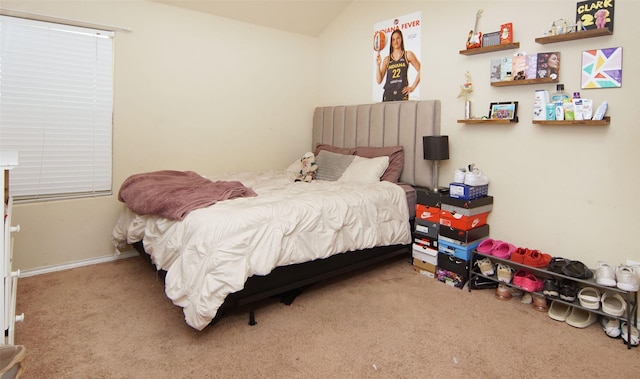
112, 100, 441, 330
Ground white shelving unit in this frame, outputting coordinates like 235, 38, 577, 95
1, 151, 23, 345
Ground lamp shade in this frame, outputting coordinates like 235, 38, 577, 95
423, 136, 449, 161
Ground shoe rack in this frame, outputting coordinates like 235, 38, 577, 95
468, 251, 638, 350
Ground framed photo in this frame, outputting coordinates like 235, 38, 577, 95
482, 31, 500, 47
489, 101, 518, 121
500, 23, 513, 44
581, 47, 622, 88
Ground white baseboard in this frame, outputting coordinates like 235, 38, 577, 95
19, 250, 140, 278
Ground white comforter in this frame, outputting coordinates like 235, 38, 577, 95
112, 170, 411, 330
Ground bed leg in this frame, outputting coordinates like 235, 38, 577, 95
248, 307, 257, 326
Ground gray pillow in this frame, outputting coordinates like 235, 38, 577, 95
315, 150, 356, 181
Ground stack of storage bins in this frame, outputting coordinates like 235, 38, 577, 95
436, 182, 493, 289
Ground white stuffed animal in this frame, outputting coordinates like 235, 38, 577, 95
295, 152, 318, 182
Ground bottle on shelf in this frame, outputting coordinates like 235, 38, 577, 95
573, 92, 583, 121
551, 84, 569, 121
551, 84, 569, 103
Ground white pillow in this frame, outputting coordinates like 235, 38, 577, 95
338, 155, 390, 183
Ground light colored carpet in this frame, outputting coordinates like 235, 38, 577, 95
14, 255, 640, 378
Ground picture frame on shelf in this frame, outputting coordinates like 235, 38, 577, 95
482, 31, 500, 47
500, 23, 513, 44
576, 0, 614, 32
489, 101, 518, 121
536, 52, 560, 80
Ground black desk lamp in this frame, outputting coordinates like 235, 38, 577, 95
423, 135, 449, 192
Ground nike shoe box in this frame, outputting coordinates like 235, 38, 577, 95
437, 238, 482, 261
438, 224, 490, 244
438, 235, 487, 247
439, 209, 489, 231
416, 189, 444, 208
414, 219, 439, 239
437, 252, 470, 289
414, 266, 436, 278
440, 203, 493, 217
449, 183, 488, 200
414, 235, 438, 250
413, 258, 436, 278
441, 195, 493, 209
416, 204, 440, 222
412, 243, 438, 266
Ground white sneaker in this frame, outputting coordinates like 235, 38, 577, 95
477, 257, 494, 276
633, 265, 640, 285
454, 168, 466, 183
621, 322, 639, 346
601, 316, 621, 338
595, 261, 617, 287
616, 265, 639, 292
464, 168, 489, 186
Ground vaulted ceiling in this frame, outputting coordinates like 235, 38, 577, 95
150, 0, 354, 37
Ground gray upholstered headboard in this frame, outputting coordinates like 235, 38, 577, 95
312, 100, 441, 188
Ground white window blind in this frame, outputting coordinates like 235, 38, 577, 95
0, 15, 114, 201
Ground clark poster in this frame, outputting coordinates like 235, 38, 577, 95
576, 0, 614, 32
373, 11, 422, 102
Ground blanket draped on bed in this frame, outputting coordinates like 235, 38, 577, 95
118, 170, 257, 220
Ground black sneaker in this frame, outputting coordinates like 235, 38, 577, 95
559, 280, 578, 302
547, 257, 569, 273
542, 278, 559, 298
562, 260, 593, 279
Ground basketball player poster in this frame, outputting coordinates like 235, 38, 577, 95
373, 11, 422, 102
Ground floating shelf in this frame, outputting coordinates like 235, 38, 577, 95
491, 77, 559, 87
457, 118, 518, 124
459, 42, 520, 55
532, 116, 610, 125
535, 28, 612, 44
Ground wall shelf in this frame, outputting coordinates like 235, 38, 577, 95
457, 118, 518, 124
535, 28, 612, 44
459, 42, 520, 55
532, 116, 610, 126
491, 77, 558, 87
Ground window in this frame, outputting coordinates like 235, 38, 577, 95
0, 15, 114, 201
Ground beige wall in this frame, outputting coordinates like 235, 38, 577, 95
320, 1, 640, 267
5, 0, 640, 273
5, 0, 320, 271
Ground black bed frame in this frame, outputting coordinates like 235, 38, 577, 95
133, 238, 411, 327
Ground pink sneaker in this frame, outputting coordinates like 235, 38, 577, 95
521, 273, 544, 293
512, 269, 530, 288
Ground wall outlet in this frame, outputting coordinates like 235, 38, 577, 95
626, 259, 640, 267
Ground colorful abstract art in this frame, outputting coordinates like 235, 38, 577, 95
581, 47, 622, 89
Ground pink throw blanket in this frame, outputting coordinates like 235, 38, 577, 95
118, 170, 257, 220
